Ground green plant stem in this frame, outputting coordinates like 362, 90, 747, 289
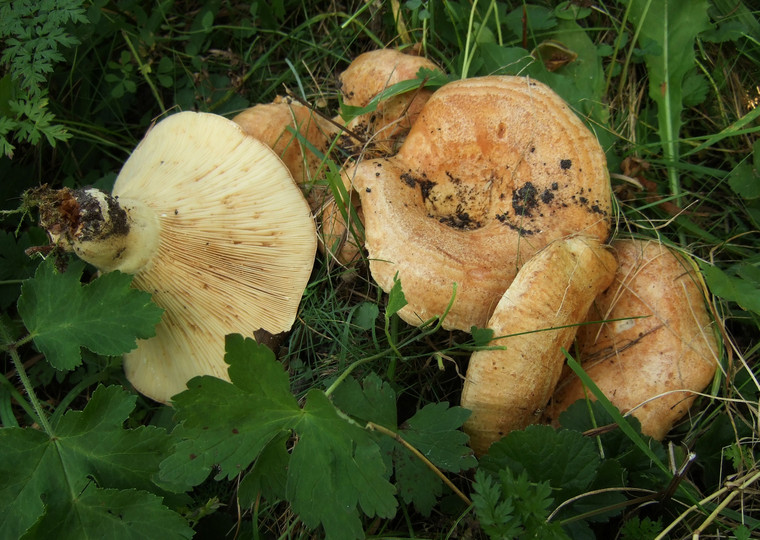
2, 343, 53, 435
384, 315, 402, 381
460, 0, 479, 79
324, 350, 391, 397
122, 30, 166, 113
366, 421, 472, 507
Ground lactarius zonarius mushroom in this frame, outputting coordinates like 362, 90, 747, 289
545, 239, 720, 440
338, 47, 440, 154
460, 236, 616, 455
351, 76, 612, 331
38, 111, 317, 404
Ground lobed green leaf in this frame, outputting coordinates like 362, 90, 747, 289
0, 385, 187, 539
17, 259, 163, 371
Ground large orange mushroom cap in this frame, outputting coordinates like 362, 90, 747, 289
350, 76, 612, 330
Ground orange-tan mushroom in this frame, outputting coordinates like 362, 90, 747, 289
350, 76, 613, 331
460, 235, 617, 455
545, 238, 720, 439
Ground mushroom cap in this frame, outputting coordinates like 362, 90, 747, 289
546, 239, 720, 439
339, 48, 438, 108
350, 76, 612, 330
115, 111, 317, 403
339, 48, 440, 155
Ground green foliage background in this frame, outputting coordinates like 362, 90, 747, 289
1, 1, 759, 539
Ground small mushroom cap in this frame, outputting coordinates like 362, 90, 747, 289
339, 48, 438, 108
115, 111, 317, 403
546, 239, 720, 439
339, 48, 441, 155
350, 76, 612, 330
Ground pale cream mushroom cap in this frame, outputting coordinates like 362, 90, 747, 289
350, 76, 612, 331
546, 239, 720, 439
112, 111, 317, 403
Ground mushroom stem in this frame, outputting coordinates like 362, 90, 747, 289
460, 235, 616, 455
39, 187, 159, 274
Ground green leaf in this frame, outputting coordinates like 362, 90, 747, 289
619, 516, 664, 540
699, 261, 760, 315
727, 140, 760, 199
0, 385, 188, 539
472, 467, 570, 540
623, 0, 712, 196
385, 272, 408, 319
17, 259, 163, 371
352, 301, 380, 331
21, 486, 190, 540
471, 469, 521, 539
160, 336, 397, 540
288, 390, 397, 538
480, 425, 599, 496
237, 433, 290, 506
470, 326, 495, 347
331, 372, 397, 428
332, 373, 476, 517
401, 402, 476, 473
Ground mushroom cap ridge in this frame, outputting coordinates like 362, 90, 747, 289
351, 76, 612, 331
115, 111, 317, 403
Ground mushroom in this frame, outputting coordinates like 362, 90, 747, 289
338, 47, 441, 155
38, 111, 317, 403
545, 238, 720, 439
350, 76, 613, 331
460, 235, 617, 455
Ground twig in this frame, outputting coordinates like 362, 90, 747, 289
366, 421, 472, 507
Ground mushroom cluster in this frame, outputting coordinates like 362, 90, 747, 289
349, 75, 612, 331
35, 47, 720, 449
546, 239, 720, 440
336, 55, 719, 453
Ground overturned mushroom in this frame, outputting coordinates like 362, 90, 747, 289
350, 76, 612, 331
545, 239, 720, 439
39, 111, 317, 403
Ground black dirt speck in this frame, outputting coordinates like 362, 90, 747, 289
512, 182, 540, 217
